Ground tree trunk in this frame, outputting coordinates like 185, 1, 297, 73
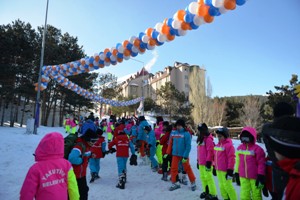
0, 100, 6, 126
52, 97, 57, 127
15, 95, 21, 124
20, 97, 28, 127
10, 96, 15, 127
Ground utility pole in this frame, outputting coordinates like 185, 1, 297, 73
34, 0, 49, 134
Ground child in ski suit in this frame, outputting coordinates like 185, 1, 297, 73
68, 121, 98, 200
108, 130, 135, 189
70, 117, 78, 134
154, 116, 164, 170
137, 116, 149, 159
107, 119, 114, 143
160, 121, 172, 181
144, 125, 159, 172
20, 132, 79, 200
167, 119, 196, 191
197, 123, 218, 199
234, 127, 266, 200
214, 127, 237, 200
89, 128, 106, 183
64, 114, 71, 134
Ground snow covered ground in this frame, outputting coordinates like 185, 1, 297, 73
0, 125, 271, 200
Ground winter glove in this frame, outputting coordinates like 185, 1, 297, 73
129, 154, 138, 166
83, 151, 91, 157
205, 161, 212, 171
212, 167, 217, 176
102, 151, 106, 158
262, 185, 269, 197
225, 169, 234, 180
182, 158, 188, 163
255, 174, 265, 189
109, 148, 116, 154
163, 154, 168, 159
235, 173, 241, 186
156, 142, 159, 147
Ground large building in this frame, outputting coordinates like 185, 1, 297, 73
120, 61, 206, 110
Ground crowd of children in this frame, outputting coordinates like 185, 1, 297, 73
21, 104, 300, 199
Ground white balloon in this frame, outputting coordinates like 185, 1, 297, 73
142, 35, 149, 43
172, 19, 182, 29
129, 36, 136, 43
193, 15, 205, 26
104, 61, 110, 66
110, 55, 116, 61
178, 29, 187, 36
188, 2, 198, 15
131, 46, 138, 53
219, 5, 228, 14
147, 44, 155, 50
124, 55, 130, 60
85, 58, 90, 65
154, 22, 163, 32
110, 47, 116, 52
212, 0, 225, 8
117, 45, 124, 53
89, 67, 94, 71
157, 33, 167, 43
99, 53, 105, 60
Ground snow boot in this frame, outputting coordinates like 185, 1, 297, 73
205, 194, 218, 200
89, 172, 97, 183
161, 172, 168, 181
116, 174, 126, 189
179, 173, 188, 185
169, 182, 181, 191
152, 166, 158, 172
191, 181, 196, 191
200, 192, 208, 199
123, 170, 127, 183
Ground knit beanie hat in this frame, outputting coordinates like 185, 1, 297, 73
264, 116, 300, 159
216, 127, 229, 138
175, 119, 186, 128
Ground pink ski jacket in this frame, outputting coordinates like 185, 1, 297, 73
197, 134, 215, 166
107, 122, 114, 133
214, 138, 235, 172
20, 132, 79, 200
235, 127, 266, 179
154, 121, 164, 140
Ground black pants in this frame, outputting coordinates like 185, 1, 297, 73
77, 177, 89, 200
162, 155, 172, 173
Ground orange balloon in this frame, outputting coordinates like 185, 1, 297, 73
198, 0, 204, 4
123, 49, 130, 57
73, 72, 78, 75
122, 40, 129, 47
139, 47, 146, 53
133, 38, 140, 47
163, 18, 168, 24
148, 38, 156, 46
89, 63, 93, 67
204, 14, 214, 23
99, 64, 104, 68
166, 34, 175, 41
177, 10, 185, 21
117, 57, 123, 63
181, 22, 191, 31
103, 48, 110, 54
104, 57, 110, 62
94, 55, 100, 62
197, 4, 208, 17
112, 49, 118, 56
161, 24, 170, 35
224, 0, 236, 10
146, 28, 153, 37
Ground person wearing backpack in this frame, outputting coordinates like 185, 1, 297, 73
262, 116, 300, 200
20, 132, 79, 200
68, 122, 98, 200
89, 128, 106, 183
108, 130, 136, 189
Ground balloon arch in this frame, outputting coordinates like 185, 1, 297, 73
36, 0, 248, 107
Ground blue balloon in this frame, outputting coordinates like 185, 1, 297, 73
174, 29, 180, 36
151, 30, 159, 39
84, 64, 89, 69
126, 43, 133, 50
106, 51, 112, 58
94, 65, 99, 70
99, 60, 104, 65
155, 39, 164, 46
184, 13, 194, 23
167, 18, 173, 27
117, 52, 123, 58
169, 27, 176, 36
204, 0, 212, 6
140, 42, 146, 49
236, 0, 246, 6
189, 21, 199, 30
116, 43, 122, 49
89, 57, 94, 64
131, 51, 138, 57
138, 32, 145, 40
208, 6, 220, 17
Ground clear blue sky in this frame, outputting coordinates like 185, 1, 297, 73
1, 0, 299, 97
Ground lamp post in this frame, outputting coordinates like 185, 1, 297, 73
130, 58, 145, 115
33, 0, 49, 134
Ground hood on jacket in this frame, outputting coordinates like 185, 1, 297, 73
241, 126, 257, 144
219, 137, 233, 145
35, 132, 64, 161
